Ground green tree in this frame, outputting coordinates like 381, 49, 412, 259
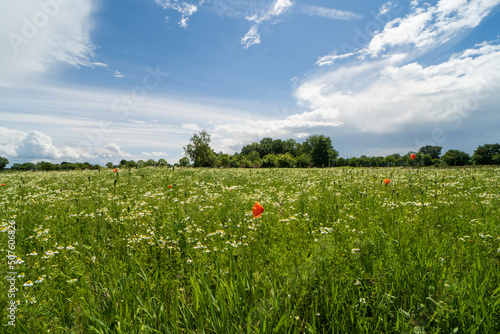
295, 153, 311, 168
106, 162, 114, 168
472, 143, 500, 165
336, 157, 347, 166
418, 145, 442, 160
183, 130, 216, 167
277, 153, 295, 168
422, 153, 433, 166
305, 135, 338, 167
11, 163, 23, 171
179, 157, 190, 167
0, 156, 9, 170
258, 138, 274, 157
240, 142, 260, 156
261, 154, 278, 168
216, 153, 231, 167
442, 150, 471, 166
271, 139, 285, 155
245, 150, 261, 165
283, 139, 300, 156
157, 159, 168, 167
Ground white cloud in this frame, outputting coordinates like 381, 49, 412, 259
181, 123, 201, 132
316, 51, 359, 67
0, 81, 254, 163
213, 108, 343, 152
155, 0, 202, 28
270, 0, 293, 17
141, 151, 168, 158
367, 0, 500, 56
315, 0, 500, 66
378, 2, 397, 17
114, 70, 124, 78
0, 0, 98, 87
241, 0, 293, 48
300, 4, 361, 21
296, 42, 500, 134
0, 128, 129, 162
241, 25, 261, 48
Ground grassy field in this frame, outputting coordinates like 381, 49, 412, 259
1, 167, 500, 333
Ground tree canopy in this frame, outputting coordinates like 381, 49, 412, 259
0, 156, 9, 170
183, 130, 216, 167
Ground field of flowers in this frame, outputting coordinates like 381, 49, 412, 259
1, 167, 500, 333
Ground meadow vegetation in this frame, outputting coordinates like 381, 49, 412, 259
1, 167, 499, 333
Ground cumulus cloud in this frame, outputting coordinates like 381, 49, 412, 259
0, 0, 98, 86
295, 0, 500, 143
213, 108, 343, 152
297, 42, 500, 134
0, 127, 130, 162
316, 0, 500, 65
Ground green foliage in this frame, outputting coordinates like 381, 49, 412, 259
305, 134, 339, 167
245, 150, 261, 164
0, 156, 9, 170
179, 157, 190, 167
157, 158, 168, 167
418, 145, 443, 159
295, 153, 311, 168
472, 143, 500, 165
442, 150, 471, 166
261, 154, 278, 167
183, 130, 216, 167
277, 152, 295, 168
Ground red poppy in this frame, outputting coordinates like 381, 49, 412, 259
113, 169, 118, 172
252, 202, 264, 218
410, 154, 416, 160
0, 183, 5, 187
169, 184, 172, 189
384, 179, 390, 184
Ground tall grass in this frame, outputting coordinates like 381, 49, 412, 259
1, 167, 499, 333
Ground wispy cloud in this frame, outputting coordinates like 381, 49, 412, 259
315, 0, 500, 66
0, 82, 251, 163
241, 26, 261, 49
368, 0, 500, 56
114, 70, 125, 78
0, 0, 98, 87
299, 4, 361, 21
155, 0, 204, 28
241, 0, 293, 49
141, 151, 169, 158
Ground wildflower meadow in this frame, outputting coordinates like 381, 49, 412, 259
1, 167, 500, 333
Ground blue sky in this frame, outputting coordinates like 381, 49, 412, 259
1, 0, 500, 165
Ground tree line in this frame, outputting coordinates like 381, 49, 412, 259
0, 133, 499, 171
182, 130, 500, 168
1, 158, 170, 172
